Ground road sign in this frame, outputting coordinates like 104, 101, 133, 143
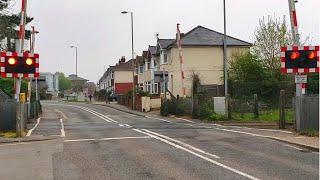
0, 51, 39, 78
295, 75, 307, 84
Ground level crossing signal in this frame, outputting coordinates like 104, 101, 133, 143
281, 46, 319, 73
0, 52, 39, 78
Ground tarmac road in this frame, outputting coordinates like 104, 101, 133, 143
0, 101, 318, 180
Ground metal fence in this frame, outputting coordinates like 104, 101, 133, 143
0, 100, 17, 131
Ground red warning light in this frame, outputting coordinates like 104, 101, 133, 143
290, 51, 300, 60
308, 51, 316, 60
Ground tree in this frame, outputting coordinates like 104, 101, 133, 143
229, 53, 268, 83
228, 52, 270, 98
252, 16, 293, 72
0, 0, 33, 51
0, 78, 28, 97
57, 72, 71, 92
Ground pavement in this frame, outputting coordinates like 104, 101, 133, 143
0, 101, 318, 180
93, 101, 319, 151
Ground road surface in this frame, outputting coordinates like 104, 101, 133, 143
0, 101, 318, 180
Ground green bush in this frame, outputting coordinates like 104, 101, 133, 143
198, 101, 214, 120
160, 100, 169, 116
208, 113, 226, 121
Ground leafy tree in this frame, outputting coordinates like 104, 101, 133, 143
252, 16, 293, 72
0, 0, 33, 51
57, 72, 71, 92
0, 78, 28, 97
229, 53, 268, 83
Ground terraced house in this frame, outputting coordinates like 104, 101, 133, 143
136, 25, 252, 97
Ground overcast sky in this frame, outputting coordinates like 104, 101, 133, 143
11, 0, 320, 82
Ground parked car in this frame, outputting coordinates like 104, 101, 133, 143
106, 94, 118, 103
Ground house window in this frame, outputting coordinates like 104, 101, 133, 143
147, 61, 151, 70
154, 61, 157, 69
163, 53, 168, 63
161, 50, 168, 64
154, 83, 159, 94
139, 84, 143, 91
139, 65, 144, 73
146, 81, 151, 93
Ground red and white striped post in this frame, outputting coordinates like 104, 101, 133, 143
177, 24, 186, 97
15, 0, 28, 101
288, 0, 306, 95
18, 0, 27, 53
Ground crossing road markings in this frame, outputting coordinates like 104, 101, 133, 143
60, 119, 66, 137
26, 118, 41, 137
64, 136, 151, 143
133, 128, 259, 180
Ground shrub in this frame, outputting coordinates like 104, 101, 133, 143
198, 101, 214, 120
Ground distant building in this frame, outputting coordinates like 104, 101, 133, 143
68, 74, 89, 91
40, 72, 59, 93
83, 82, 96, 97
136, 25, 252, 97
98, 57, 134, 95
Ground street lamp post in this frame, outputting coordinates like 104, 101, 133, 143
121, 11, 135, 110
70, 46, 78, 80
223, 0, 229, 119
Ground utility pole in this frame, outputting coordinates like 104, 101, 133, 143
288, 0, 303, 97
223, 0, 229, 117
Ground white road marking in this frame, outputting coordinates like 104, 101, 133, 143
145, 116, 172, 123
185, 124, 194, 127
283, 144, 303, 151
133, 128, 259, 180
212, 124, 293, 134
64, 136, 150, 142
118, 124, 124, 127
79, 107, 118, 123
175, 117, 195, 123
26, 118, 41, 137
213, 127, 273, 138
142, 129, 220, 159
46, 104, 117, 123
60, 119, 66, 137
0, 140, 57, 147
124, 124, 132, 128
54, 109, 68, 119
78, 107, 112, 123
